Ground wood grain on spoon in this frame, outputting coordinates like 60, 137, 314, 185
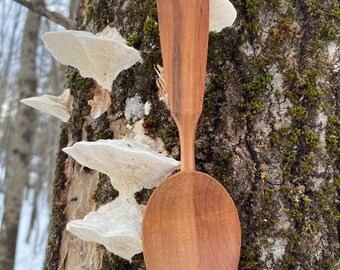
142, 0, 241, 269
143, 172, 241, 270
158, 0, 209, 171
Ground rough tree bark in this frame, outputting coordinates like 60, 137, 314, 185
0, 0, 43, 269
44, 0, 339, 269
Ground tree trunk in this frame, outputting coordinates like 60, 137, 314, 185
0, 1, 43, 269
44, 0, 339, 269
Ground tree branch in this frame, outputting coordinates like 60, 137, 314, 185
13, 0, 76, 29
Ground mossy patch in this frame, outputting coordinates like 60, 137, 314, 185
44, 125, 69, 270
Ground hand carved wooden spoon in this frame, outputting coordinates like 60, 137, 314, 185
142, 1, 241, 269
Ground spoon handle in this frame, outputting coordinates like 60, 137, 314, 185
157, 0, 209, 171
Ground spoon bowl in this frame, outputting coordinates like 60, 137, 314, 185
143, 171, 241, 269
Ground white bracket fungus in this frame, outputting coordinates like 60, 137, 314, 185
20, 89, 73, 122
62, 139, 180, 260
210, 0, 237, 32
67, 196, 144, 261
62, 139, 180, 198
42, 29, 142, 91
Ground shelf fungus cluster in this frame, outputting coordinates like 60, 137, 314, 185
63, 140, 180, 260
19, 0, 238, 262
21, 26, 142, 120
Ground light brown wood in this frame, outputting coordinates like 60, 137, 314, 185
158, 0, 209, 171
142, 0, 241, 269
143, 172, 241, 270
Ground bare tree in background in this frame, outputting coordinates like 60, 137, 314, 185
24, 49, 66, 251
0, 0, 43, 268
13, 0, 75, 29
0, 3, 23, 188
68, 0, 79, 20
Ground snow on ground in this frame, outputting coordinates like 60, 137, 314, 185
14, 188, 50, 270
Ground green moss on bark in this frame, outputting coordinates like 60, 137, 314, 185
44, 125, 69, 270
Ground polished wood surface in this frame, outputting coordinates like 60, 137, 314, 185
157, 0, 209, 171
142, 0, 241, 269
143, 172, 241, 270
